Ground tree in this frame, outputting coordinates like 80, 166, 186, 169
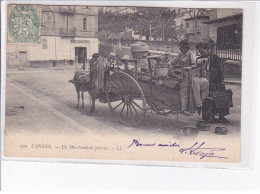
98, 7, 179, 41
130, 7, 177, 41
154, 8, 177, 41
98, 9, 133, 40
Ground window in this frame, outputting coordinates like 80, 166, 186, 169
42, 39, 47, 49
186, 23, 189, 28
83, 18, 87, 31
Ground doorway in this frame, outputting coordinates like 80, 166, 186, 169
75, 47, 87, 64
19, 52, 27, 66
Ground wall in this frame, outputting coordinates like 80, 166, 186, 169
7, 37, 98, 67
28, 36, 98, 61
201, 22, 210, 42
7, 45, 30, 67
41, 5, 98, 38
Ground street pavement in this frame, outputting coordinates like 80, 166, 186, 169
5, 68, 241, 139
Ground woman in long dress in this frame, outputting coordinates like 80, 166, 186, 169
195, 42, 231, 124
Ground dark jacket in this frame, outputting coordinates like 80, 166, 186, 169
198, 54, 230, 117
197, 54, 225, 92
208, 54, 225, 92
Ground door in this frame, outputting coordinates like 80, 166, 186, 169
19, 52, 27, 66
75, 47, 87, 64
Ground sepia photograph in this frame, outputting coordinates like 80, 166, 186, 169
3, 3, 243, 163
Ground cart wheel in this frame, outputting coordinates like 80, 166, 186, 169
105, 71, 146, 127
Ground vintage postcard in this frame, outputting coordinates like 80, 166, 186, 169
2, 2, 245, 164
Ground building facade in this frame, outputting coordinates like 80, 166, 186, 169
204, 9, 243, 44
7, 5, 99, 68
184, 15, 210, 43
173, 8, 242, 45
172, 8, 211, 42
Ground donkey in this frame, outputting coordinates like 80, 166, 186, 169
69, 53, 105, 113
69, 80, 96, 113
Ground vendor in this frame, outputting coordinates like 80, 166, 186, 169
89, 53, 100, 82
171, 39, 209, 114
171, 39, 197, 81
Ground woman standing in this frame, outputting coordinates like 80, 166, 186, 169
195, 42, 232, 124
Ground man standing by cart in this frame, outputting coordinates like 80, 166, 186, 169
171, 39, 197, 75
171, 39, 209, 113
89, 53, 106, 113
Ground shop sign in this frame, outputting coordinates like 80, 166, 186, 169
71, 40, 90, 44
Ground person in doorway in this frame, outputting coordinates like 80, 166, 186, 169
195, 42, 231, 123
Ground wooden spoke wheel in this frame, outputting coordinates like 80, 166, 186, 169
105, 71, 146, 127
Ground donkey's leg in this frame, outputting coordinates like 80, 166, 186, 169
90, 97, 96, 113
81, 92, 84, 107
76, 88, 80, 108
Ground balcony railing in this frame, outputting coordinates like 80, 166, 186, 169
60, 27, 76, 37
59, 6, 75, 14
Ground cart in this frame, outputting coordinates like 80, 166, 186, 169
72, 42, 203, 127
97, 55, 202, 127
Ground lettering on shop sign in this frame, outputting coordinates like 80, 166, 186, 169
71, 40, 90, 44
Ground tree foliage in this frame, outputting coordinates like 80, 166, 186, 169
98, 7, 178, 41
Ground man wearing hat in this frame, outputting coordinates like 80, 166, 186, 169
171, 39, 197, 77
171, 39, 209, 114
89, 53, 106, 98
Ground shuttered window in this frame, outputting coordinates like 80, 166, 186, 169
83, 18, 87, 30
82, 17, 91, 31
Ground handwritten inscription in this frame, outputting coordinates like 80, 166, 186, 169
127, 139, 180, 148
179, 142, 227, 159
127, 139, 227, 160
